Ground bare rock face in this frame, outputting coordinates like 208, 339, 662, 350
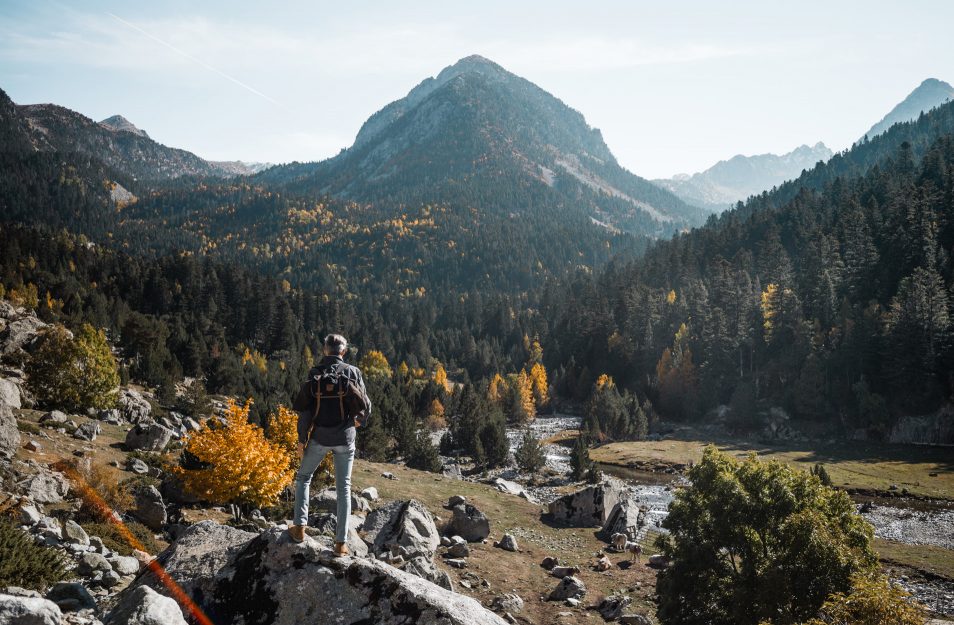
0, 402, 20, 459
119, 389, 153, 424
128, 522, 507, 625
17, 467, 70, 504
547, 478, 625, 527
0, 377, 22, 409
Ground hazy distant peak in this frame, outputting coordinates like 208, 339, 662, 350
100, 114, 149, 138
862, 78, 954, 140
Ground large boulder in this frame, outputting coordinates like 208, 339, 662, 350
0, 593, 63, 625
446, 504, 490, 542
131, 485, 168, 531
17, 467, 69, 504
492, 478, 536, 503
72, 420, 100, 442
119, 389, 153, 424
600, 497, 642, 540
105, 585, 187, 625
126, 422, 175, 452
0, 377, 22, 409
548, 575, 586, 601
362, 500, 441, 558
0, 402, 20, 459
547, 478, 625, 527
129, 524, 507, 625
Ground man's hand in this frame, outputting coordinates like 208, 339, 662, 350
296, 442, 305, 459
354, 418, 361, 428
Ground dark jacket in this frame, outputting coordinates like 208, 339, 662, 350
291, 355, 371, 447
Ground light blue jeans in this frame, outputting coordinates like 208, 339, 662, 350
293, 441, 355, 543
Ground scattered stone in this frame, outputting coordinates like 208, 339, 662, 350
46, 582, 96, 612
550, 566, 581, 579
541, 556, 559, 570
549, 575, 586, 601
76, 552, 111, 576
360, 487, 379, 501
493, 478, 536, 502
100, 570, 122, 589
404, 555, 454, 590
18, 503, 42, 526
598, 595, 633, 620
127, 458, 149, 475
490, 593, 524, 614
447, 504, 490, 542
0, 593, 63, 625
131, 485, 167, 531
564, 597, 580, 607
619, 614, 653, 625
89, 536, 106, 554
447, 495, 467, 507
72, 421, 100, 441
63, 520, 90, 547
647, 554, 671, 568
39, 411, 68, 425
125, 422, 175, 452
108, 556, 141, 576
351, 493, 371, 514
442, 463, 463, 480
182, 417, 201, 432
381, 471, 397, 480
445, 558, 468, 569
495, 534, 518, 552
96, 409, 122, 425
446, 542, 470, 558
24, 440, 41, 452
440, 536, 451, 547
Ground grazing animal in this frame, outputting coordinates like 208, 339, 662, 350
550, 565, 581, 579
541, 556, 559, 570
624, 541, 642, 562
610, 532, 628, 552
594, 555, 612, 571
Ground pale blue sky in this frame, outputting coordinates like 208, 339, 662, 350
1, 0, 952, 178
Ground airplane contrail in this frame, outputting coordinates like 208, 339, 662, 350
106, 12, 284, 108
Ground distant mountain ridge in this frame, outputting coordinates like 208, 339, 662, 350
654, 142, 833, 212
862, 78, 954, 140
0, 90, 264, 182
259, 55, 707, 236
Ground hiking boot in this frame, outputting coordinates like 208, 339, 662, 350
333, 542, 349, 557
288, 525, 305, 543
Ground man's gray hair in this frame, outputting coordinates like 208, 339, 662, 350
324, 333, 348, 354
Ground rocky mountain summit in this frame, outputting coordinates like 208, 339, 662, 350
99, 116, 149, 139
862, 77, 954, 140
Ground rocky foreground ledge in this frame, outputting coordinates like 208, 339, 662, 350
126, 520, 508, 625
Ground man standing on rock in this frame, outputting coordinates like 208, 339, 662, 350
289, 334, 371, 555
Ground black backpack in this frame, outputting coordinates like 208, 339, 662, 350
310, 363, 369, 428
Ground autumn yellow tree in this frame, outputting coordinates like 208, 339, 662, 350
268, 404, 334, 487
359, 350, 393, 380
487, 373, 507, 406
802, 573, 925, 625
424, 398, 447, 430
528, 362, 549, 411
508, 370, 536, 424
433, 363, 450, 392
176, 400, 295, 508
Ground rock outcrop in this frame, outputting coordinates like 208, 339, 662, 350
548, 478, 624, 527
600, 497, 642, 540
105, 585, 187, 625
129, 521, 508, 625
0, 593, 63, 625
446, 503, 490, 542
0, 402, 20, 459
125, 422, 175, 452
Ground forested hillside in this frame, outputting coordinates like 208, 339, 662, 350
546, 100, 954, 438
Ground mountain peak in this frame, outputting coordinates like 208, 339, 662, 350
100, 114, 149, 138
862, 77, 954, 140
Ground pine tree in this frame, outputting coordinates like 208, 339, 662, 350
570, 435, 594, 481
515, 427, 545, 474
405, 430, 442, 473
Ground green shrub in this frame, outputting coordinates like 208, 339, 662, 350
0, 518, 68, 590
16, 420, 40, 435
